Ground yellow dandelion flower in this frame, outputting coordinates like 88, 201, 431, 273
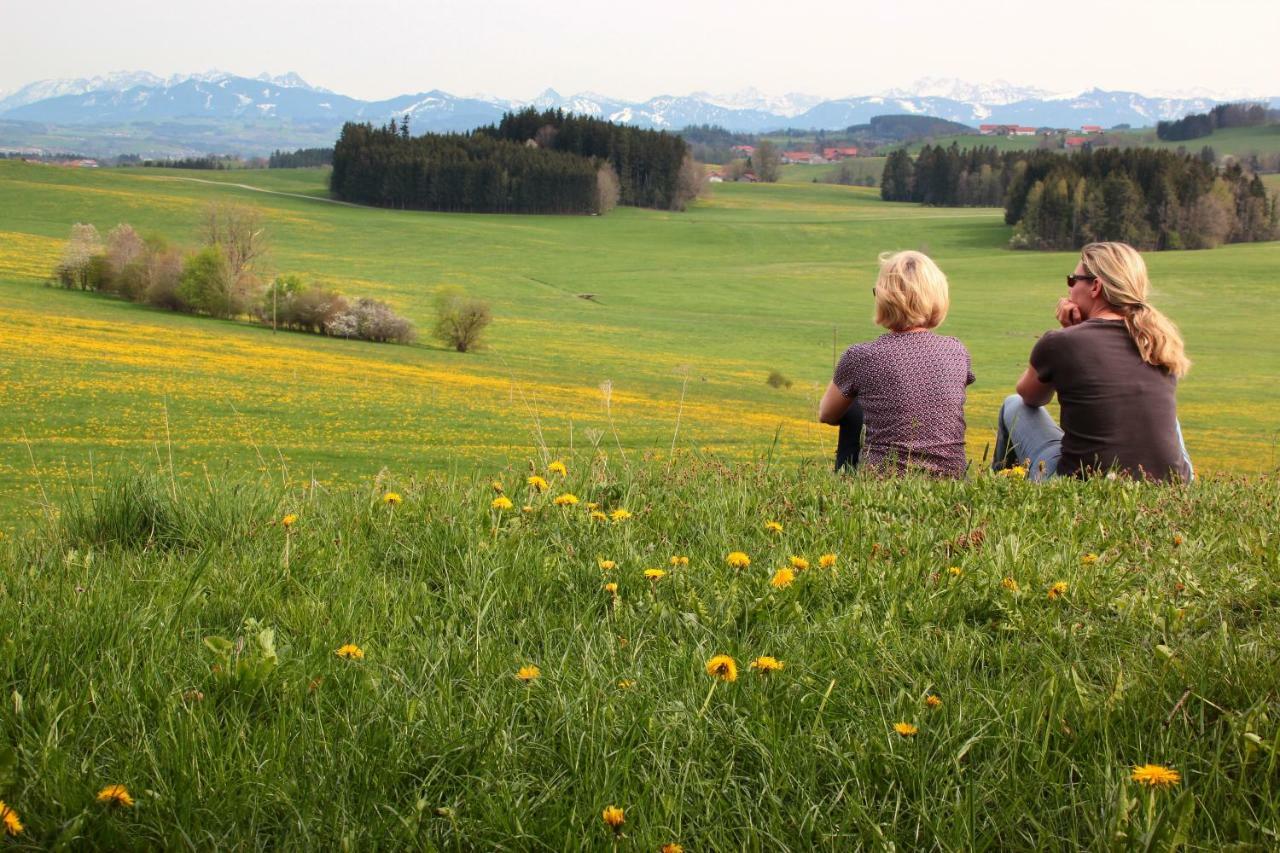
818, 553, 837, 569
516, 665, 541, 682
1000, 465, 1028, 479
598, 559, 616, 570
789, 555, 810, 570
491, 480, 504, 493
726, 551, 751, 569
948, 566, 962, 577
764, 520, 783, 534
0, 801, 22, 836
281, 513, 298, 528
1001, 577, 1020, 592
750, 656, 784, 674
705, 654, 738, 682
1172, 534, 1183, 546
660, 845, 684, 853
554, 493, 579, 506
1048, 581, 1069, 600
643, 568, 667, 581
601, 805, 625, 830
770, 567, 795, 589
526, 475, 549, 492
491, 496, 514, 511
96, 785, 134, 807
604, 582, 619, 595
521, 505, 534, 513
669, 555, 689, 567
893, 722, 918, 737
335, 644, 365, 660
1131, 764, 1181, 788
1081, 553, 1099, 565
925, 694, 943, 709
617, 679, 636, 689
585, 501, 599, 510
609, 508, 632, 522
548, 460, 568, 477
382, 492, 402, 505
590, 510, 608, 522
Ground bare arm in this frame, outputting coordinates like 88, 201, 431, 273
1015, 365, 1054, 408
818, 381, 853, 424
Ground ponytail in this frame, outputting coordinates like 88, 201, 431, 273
1081, 242, 1191, 379
1123, 303, 1191, 379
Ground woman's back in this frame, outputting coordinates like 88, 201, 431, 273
834, 330, 973, 475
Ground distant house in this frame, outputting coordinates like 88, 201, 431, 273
708, 174, 724, 183
741, 172, 759, 182
730, 144, 755, 155
823, 146, 859, 160
1080, 125, 1103, 134
782, 150, 814, 164
979, 124, 1020, 136
1064, 136, 1088, 150
1013, 127, 1036, 136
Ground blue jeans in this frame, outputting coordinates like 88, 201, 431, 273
993, 394, 1194, 481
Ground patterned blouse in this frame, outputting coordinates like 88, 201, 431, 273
833, 330, 975, 476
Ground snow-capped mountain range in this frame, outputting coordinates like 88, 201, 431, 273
1, 70, 1276, 155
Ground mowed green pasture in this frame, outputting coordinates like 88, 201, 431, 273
1, 160, 1278, 527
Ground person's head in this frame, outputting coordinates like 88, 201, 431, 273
1074, 241, 1191, 378
873, 250, 949, 331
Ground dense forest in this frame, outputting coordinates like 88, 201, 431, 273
478, 108, 697, 210
1156, 102, 1275, 142
882, 145, 1277, 250
330, 110, 699, 214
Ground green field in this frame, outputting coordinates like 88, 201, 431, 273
1, 161, 1279, 531
0, 455, 1277, 848
2, 157, 1280, 849
778, 158, 885, 185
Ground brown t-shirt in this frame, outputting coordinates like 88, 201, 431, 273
1030, 319, 1189, 482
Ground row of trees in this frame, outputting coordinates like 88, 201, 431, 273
1157, 102, 1275, 141
269, 147, 334, 168
882, 145, 1278, 250
480, 108, 703, 210
52, 204, 416, 343
330, 120, 607, 214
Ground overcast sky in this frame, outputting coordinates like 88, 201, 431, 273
3, 0, 1277, 100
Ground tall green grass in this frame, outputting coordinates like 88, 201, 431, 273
1, 458, 1277, 848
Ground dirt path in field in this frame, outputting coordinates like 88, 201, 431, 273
132, 174, 366, 208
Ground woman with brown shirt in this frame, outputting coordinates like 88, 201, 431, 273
993, 241, 1193, 482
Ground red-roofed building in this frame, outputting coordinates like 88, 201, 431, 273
731, 144, 755, 155
1013, 127, 1036, 136
782, 150, 814, 163
822, 147, 859, 160
1080, 125, 1103, 134
1064, 136, 1088, 149
979, 124, 1020, 136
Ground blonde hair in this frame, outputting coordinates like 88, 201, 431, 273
1080, 242, 1191, 378
873, 250, 950, 331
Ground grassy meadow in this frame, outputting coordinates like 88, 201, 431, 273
0, 458, 1278, 848
1, 160, 1279, 529
1, 157, 1279, 848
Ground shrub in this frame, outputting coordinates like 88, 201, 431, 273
766, 370, 793, 389
327, 297, 415, 344
178, 246, 234, 317
55, 223, 104, 290
432, 287, 492, 352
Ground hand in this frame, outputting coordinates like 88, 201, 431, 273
1055, 298, 1082, 327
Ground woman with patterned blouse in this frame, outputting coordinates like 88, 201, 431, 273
818, 250, 975, 477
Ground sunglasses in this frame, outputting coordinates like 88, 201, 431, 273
1066, 274, 1098, 289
